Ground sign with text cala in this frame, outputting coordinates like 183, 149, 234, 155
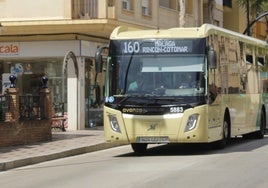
0, 43, 20, 56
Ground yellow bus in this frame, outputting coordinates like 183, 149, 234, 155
96, 24, 268, 153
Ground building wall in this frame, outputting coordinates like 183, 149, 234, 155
0, 0, 257, 35
109, 0, 202, 29
214, 1, 223, 27
0, 0, 71, 21
223, 0, 247, 34
114, 0, 171, 28
254, 21, 267, 41
0, 0, 203, 29
203, 0, 223, 27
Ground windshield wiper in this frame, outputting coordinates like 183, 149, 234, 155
123, 51, 135, 93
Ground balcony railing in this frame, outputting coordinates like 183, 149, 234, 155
19, 95, 42, 121
72, 0, 98, 19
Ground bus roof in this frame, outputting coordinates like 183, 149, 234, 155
110, 24, 267, 48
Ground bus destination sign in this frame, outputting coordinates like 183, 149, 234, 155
122, 40, 192, 54
109, 38, 206, 55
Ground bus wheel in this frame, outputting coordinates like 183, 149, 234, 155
255, 111, 266, 139
243, 111, 266, 139
213, 118, 230, 149
131, 143, 148, 153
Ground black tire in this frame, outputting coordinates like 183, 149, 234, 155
131, 143, 148, 153
255, 111, 266, 139
212, 118, 230, 149
243, 110, 266, 139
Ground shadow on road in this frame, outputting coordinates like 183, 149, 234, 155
117, 136, 268, 157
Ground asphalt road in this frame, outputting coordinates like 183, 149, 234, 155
1, 136, 268, 188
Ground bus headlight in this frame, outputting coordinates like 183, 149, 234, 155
108, 115, 121, 133
185, 114, 199, 132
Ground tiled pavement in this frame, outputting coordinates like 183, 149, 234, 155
0, 127, 122, 171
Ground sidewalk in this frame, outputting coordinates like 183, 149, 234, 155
0, 127, 122, 171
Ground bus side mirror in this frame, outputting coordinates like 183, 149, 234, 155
208, 47, 217, 69
95, 46, 108, 73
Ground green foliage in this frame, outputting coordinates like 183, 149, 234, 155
237, 0, 268, 18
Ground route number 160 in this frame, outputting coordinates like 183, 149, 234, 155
123, 42, 140, 53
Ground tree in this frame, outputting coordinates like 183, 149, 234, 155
237, 0, 267, 35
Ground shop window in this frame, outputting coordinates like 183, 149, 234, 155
0, 59, 64, 99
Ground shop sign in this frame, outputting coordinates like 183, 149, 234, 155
0, 43, 20, 56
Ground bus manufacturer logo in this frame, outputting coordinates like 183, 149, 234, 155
147, 123, 157, 131
122, 108, 143, 113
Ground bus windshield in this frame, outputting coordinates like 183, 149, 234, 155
108, 54, 206, 97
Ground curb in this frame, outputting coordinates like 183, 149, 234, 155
0, 142, 124, 171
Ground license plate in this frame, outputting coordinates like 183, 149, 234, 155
137, 136, 169, 143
